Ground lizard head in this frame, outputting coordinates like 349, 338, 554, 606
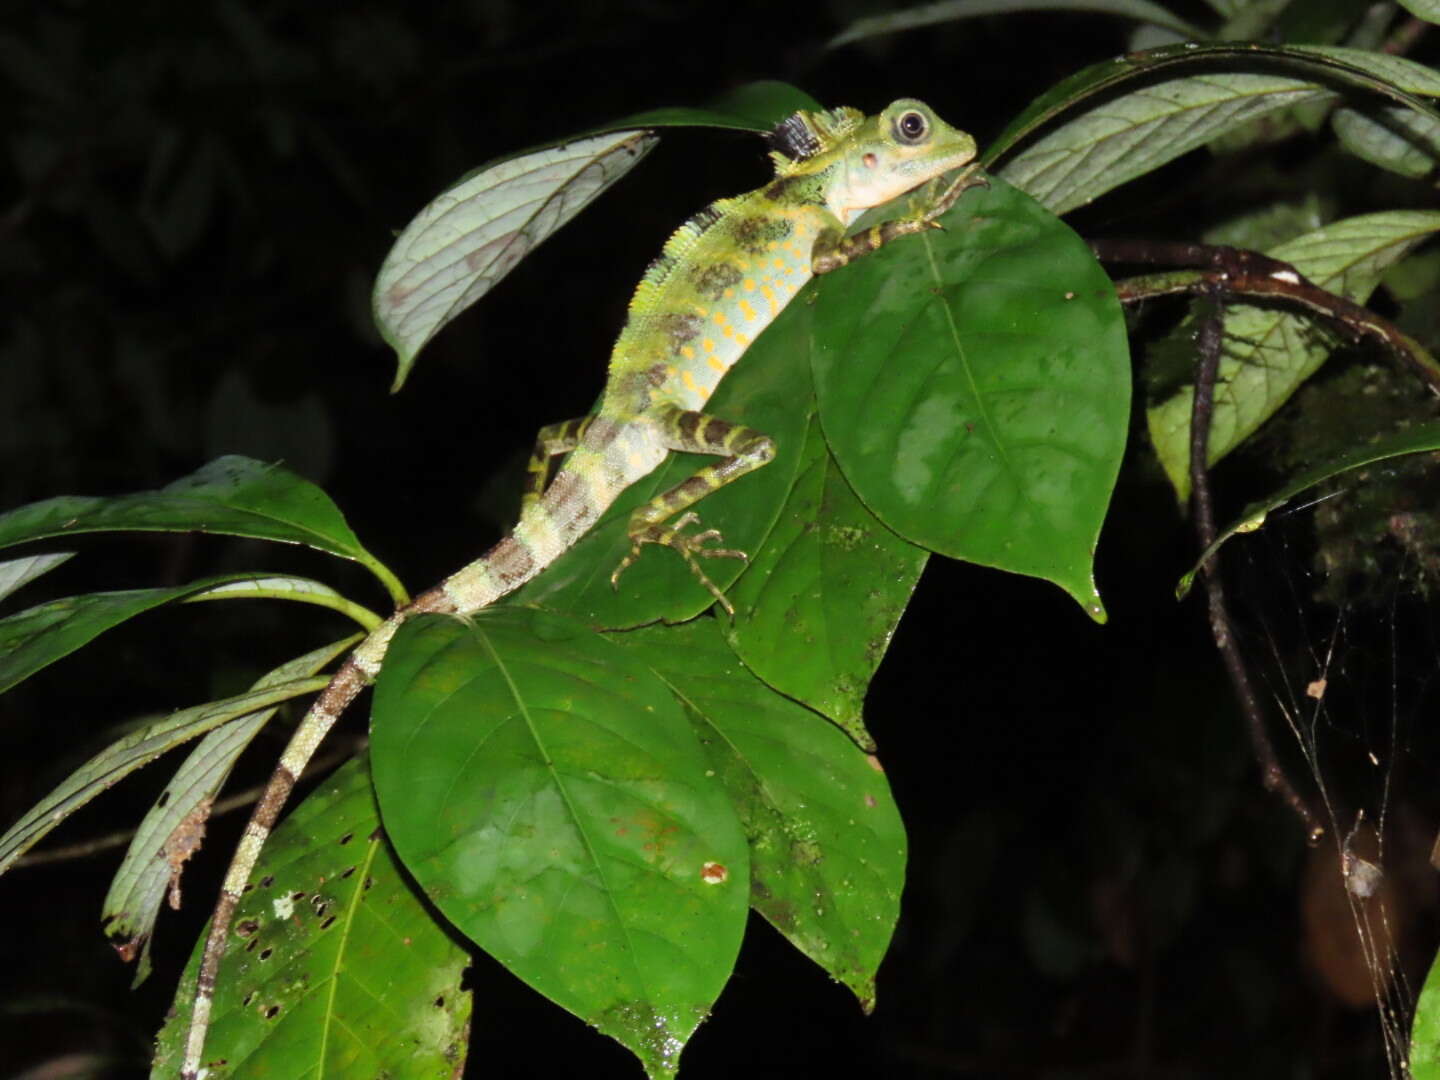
767, 99, 978, 223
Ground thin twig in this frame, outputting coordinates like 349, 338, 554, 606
1186, 284, 1323, 843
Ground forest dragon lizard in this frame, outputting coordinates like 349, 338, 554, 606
181, 97, 984, 1076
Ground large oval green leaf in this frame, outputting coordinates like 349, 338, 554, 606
812, 176, 1128, 621
370, 608, 748, 1079
152, 755, 472, 1079
614, 619, 906, 1012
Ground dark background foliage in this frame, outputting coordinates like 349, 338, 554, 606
3, 2, 1438, 1077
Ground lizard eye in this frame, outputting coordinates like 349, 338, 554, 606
894, 110, 928, 144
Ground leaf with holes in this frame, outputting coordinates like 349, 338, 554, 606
614, 618, 905, 1011
102, 636, 357, 986
152, 755, 471, 1078
812, 176, 1128, 621
723, 414, 927, 749
371, 608, 748, 1080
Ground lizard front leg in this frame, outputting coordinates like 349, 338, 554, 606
812, 162, 989, 274
610, 406, 775, 614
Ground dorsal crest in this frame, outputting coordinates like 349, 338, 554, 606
765, 105, 864, 176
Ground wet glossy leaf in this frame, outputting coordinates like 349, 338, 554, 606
813, 177, 1128, 621
0, 676, 327, 876
1333, 104, 1440, 179
102, 637, 357, 985
614, 619, 905, 1010
724, 416, 927, 749
153, 755, 471, 1079
371, 608, 748, 1079
1148, 211, 1440, 500
0, 456, 404, 604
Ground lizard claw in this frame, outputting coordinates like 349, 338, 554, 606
611, 512, 746, 614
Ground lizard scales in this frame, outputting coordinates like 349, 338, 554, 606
181, 97, 981, 1077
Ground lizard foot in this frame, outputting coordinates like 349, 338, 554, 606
923, 163, 990, 223
610, 512, 746, 614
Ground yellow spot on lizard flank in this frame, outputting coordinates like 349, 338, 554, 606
693, 305, 709, 318
773, 259, 786, 270
738, 299, 758, 322
682, 370, 699, 393
664, 364, 678, 377
706, 355, 725, 372
680, 346, 695, 361
734, 332, 751, 347
736, 257, 752, 271
712, 311, 727, 326
761, 285, 778, 315
703, 338, 715, 352
723, 287, 735, 299
743, 278, 756, 292
766, 240, 779, 251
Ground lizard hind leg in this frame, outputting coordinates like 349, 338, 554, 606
610, 408, 775, 615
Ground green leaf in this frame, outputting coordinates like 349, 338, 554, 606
0, 677, 328, 876
0, 573, 270, 696
1177, 419, 1440, 598
614, 619, 905, 1011
1333, 104, 1440, 179
0, 551, 73, 605
375, 82, 821, 390
991, 44, 1440, 215
1415, 943, 1440, 1079
371, 609, 749, 1080
152, 755, 472, 1079
182, 574, 383, 631
813, 176, 1128, 622
723, 415, 928, 750
0, 456, 405, 606
1147, 210, 1440, 500
508, 293, 815, 627
826, 0, 1207, 50
101, 636, 357, 986
1397, 0, 1440, 22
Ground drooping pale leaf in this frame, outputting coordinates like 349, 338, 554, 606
0, 551, 73, 605
182, 574, 382, 630
152, 755, 472, 1079
102, 636, 356, 986
826, 0, 1206, 50
1177, 419, 1440, 599
509, 293, 814, 627
991, 44, 1440, 215
813, 176, 1128, 622
375, 82, 822, 391
723, 415, 927, 750
1333, 105, 1440, 179
0, 573, 275, 696
0, 676, 328, 876
376, 130, 657, 391
0, 456, 405, 605
1148, 211, 1440, 500
614, 619, 905, 1011
1399, 0, 1440, 19
371, 609, 748, 1080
